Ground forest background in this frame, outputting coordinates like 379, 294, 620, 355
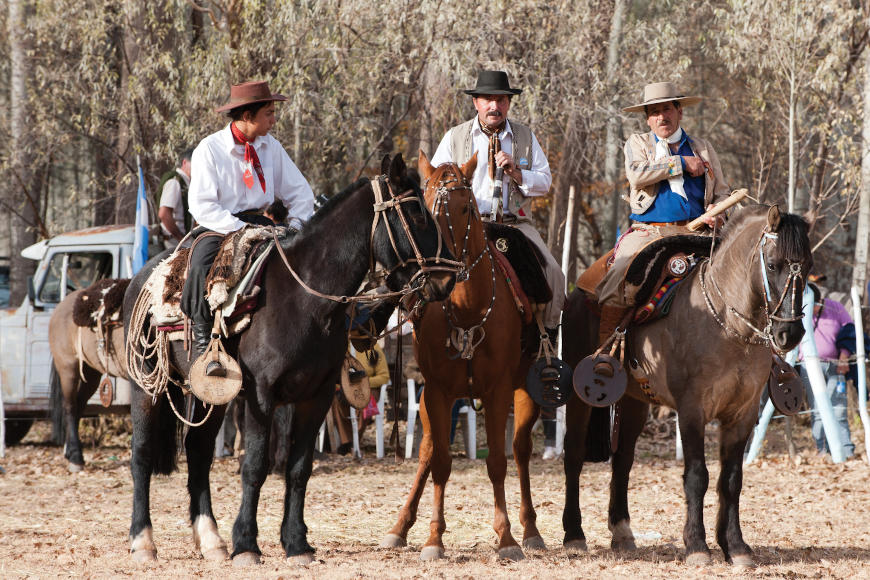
3, 0, 870, 308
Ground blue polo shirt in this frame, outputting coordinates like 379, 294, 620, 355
630, 132, 706, 223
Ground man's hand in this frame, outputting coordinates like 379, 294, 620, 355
495, 150, 523, 184
683, 155, 706, 177
702, 202, 725, 228
158, 206, 185, 242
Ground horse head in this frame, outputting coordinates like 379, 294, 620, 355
373, 153, 457, 303
758, 205, 813, 351
418, 151, 482, 282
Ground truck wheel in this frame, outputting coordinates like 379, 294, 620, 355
4, 418, 34, 446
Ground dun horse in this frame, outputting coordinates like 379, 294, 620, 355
381, 154, 543, 560
122, 155, 455, 565
49, 279, 129, 472
562, 204, 811, 567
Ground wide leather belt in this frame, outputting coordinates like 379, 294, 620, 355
637, 219, 689, 227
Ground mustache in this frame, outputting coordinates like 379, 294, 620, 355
487, 111, 503, 117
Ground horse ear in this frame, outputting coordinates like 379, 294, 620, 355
389, 153, 407, 184
767, 204, 782, 231
418, 150, 435, 181
380, 154, 391, 176
459, 152, 478, 181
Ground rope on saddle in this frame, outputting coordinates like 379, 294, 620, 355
126, 283, 214, 427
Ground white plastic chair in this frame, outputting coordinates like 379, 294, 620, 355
348, 381, 391, 459
405, 378, 476, 459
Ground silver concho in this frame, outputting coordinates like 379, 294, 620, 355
495, 237, 509, 253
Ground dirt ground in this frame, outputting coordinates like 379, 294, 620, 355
1, 412, 868, 579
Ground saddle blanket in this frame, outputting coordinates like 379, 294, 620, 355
72, 278, 130, 328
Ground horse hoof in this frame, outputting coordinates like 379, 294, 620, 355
685, 551, 711, 566
611, 537, 637, 551
523, 535, 547, 551
232, 552, 261, 567
730, 554, 755, 568
287, 552, 315, 566
67, 462, 83, 474
131, 549, 157, 563
380, 533, 407, 548
497, 545, 525, 561
201, 547, 228, 561
420, 546, 445, 561
564, 539, 588, 555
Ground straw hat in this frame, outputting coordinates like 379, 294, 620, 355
215, 81, 287, 113
622, 82, 701, 113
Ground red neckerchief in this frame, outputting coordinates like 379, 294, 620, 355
230, 122, 266, 193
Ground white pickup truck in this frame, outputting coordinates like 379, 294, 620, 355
0, 225, 141, 445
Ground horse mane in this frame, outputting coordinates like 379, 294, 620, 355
717, 204, 810, 262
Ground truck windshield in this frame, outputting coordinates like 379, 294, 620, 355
39, 252, 113, 304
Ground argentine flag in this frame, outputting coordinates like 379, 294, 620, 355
132, 158, 149, 274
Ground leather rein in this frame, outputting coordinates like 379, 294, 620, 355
426, 167, 497, 363
272, 175, 460, 305
700, 225, 805, 349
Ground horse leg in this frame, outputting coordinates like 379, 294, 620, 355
482, 389, 524, 561
512, 388, 546, 551
420, 389, 453, 561
128, 385, 162, 563
185, 400, 229, 561
59, 363, 97, 471
280, 392, 332, 565
381, 401, 434, 548
231, 393, 273, 566
608, 397, 648, 552
677, 407, 711, 565
716, 414, 756, 568
562, 396, 591, 553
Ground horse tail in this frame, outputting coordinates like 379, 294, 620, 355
49, 363, 66, 446
151, 389, 182, 475
584, 406, 611, 463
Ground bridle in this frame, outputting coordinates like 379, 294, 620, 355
700, 225, 806, 349
272, 175, 460, 305
425, 165, 497, 362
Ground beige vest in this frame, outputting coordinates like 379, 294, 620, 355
449, 118, 533, 216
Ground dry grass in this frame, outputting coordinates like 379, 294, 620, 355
0, 413, 868, 579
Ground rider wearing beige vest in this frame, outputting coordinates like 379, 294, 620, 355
430, 70, 566, 331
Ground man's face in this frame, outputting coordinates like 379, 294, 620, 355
473, 94, 511, 129
646, 101, 682, 139
247, 103, 277, 137
181, 158, 191, 177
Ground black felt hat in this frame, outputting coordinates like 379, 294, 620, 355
463, 70, 522, 96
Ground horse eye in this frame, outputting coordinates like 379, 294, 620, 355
767, 261, 776, 271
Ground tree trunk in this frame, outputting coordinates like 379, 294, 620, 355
7, 0, 39, 305
604, 0, 627, 250
854, 44, 870, 303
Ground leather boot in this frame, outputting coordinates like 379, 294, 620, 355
192, 321, 226, 377
594, 305, 630, 377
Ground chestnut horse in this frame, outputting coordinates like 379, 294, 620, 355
381, 153, 543, 561
49, 282, 128, 472
562, 205, 811, 567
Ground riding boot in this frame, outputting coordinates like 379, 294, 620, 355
594, 305, 630, 378
192, 321, 226, 377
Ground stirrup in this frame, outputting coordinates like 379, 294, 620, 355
205, 359, 227, 377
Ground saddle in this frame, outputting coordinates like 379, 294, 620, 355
146, 226, 294, 339
72, 278, 130, 328
485, 222, 552, 324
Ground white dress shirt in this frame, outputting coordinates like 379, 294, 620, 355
158, 168, 190, 236
430, 118, 552, 215
189, 124, 315, 234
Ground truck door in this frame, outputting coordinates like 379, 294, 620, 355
28, 250, 114, 398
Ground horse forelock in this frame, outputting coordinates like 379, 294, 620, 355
773, 213, 811, 264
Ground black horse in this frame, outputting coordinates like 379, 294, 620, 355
561, 205, 811, 567
122, 154, 456, 566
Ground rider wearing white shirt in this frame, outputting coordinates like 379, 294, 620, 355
182, 81, 315, 376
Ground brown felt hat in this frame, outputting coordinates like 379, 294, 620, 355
214, 81, 288, 113
622, 82, 702, 113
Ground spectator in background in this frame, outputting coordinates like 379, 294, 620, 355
158, 148, 193, 246
797, 282, 855, 458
